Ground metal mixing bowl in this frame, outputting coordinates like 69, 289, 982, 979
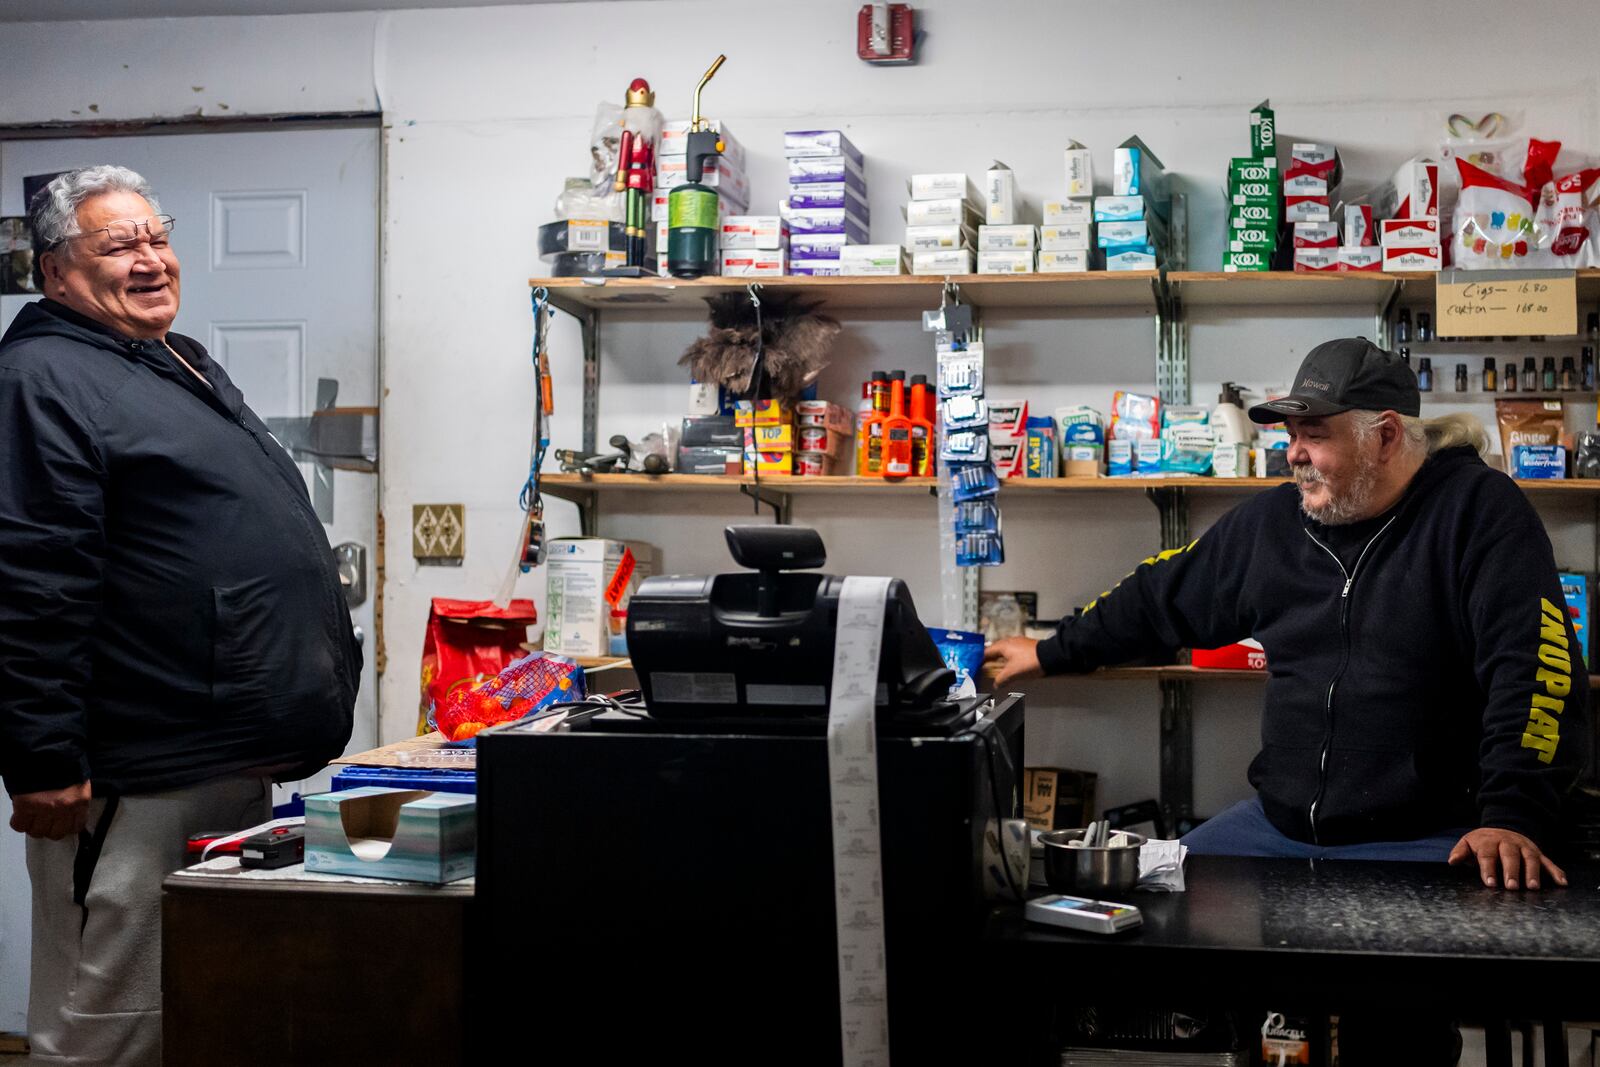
1038, 828, 1146, 898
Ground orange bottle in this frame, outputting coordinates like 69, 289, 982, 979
882, 373, 914, 478
859, 371, 890, 475
909, 373, 936, 477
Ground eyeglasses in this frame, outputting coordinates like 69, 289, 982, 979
56, 215, 176, 248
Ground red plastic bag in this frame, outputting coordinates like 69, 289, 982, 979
417, 598, 537, 735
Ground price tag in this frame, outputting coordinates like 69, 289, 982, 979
1437, 269, 1576, 337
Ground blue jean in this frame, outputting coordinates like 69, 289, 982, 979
1180, 796, 1468, 862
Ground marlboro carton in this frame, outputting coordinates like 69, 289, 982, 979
1382, 244, 1442, 271
1282, 173, 1330, 198
1376, 159, 1440, 219
1284, 195, 1332, 223
1037, 249, 1091, 272
1042, 200, 1092, 225
1338, 247, 1383, 272
1287, 143, 1343, 186
1344, 204, 1374, 248
1293, 221, 1339, 249
1293, 249, 1340, 273
1039, 223, 1092, 251
1380, 218, 1441, 247
1064, 141, 1094, 199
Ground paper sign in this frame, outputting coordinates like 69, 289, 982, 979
1437, 269, 1576, 337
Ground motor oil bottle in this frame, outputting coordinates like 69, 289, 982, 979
857, 372, 885, 475
882, 374, 914, 478
909, 373, 935, 476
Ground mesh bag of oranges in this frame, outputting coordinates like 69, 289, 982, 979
433, 652, 585, 743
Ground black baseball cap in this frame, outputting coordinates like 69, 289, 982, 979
1248, 337, 1421, 423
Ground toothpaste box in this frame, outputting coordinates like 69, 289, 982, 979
1094, 194, 1155, 222
1344, 204, 1374, 247
1224, 249, 1272, 272
839, 244, 906, 275
1064, 141, 1094, 199
719, 216, 787, 250
1375, 158, 1439, 219
784, 130, 863, 166
1108, 439, 1135, 477
1043, 199, 1093, 225
1337, 246, 1384, 272
905, 197, 982, 227
1284, 195, 1332, 223
911, 172, 980, 202
660, 120, 748, 170
788, 262, 845, 276
1113, 136, 1169, 201
1380, 217, 1440, 247
1382, 244, 1442, 271
1250, 99, 1276, 159
986, 161, 1017, 225
1105, 248, 1158, 271
977, 250, 1034, 274
1293, 220, 1339, 249
1229, 224, 1277, 251
782, 208, 871, 242
978, 224, 1037, 251
719, 250, 786, 277
787, 154, 865, 185
1037, 249, 1091, 272
1039, 223, 1092, 251
903, 223, 976, 252
911, 248, 975, 275
1293, 249, 1340, 273
786, 182, 871, 217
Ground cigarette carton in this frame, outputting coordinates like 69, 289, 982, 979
910, 172, 980, 202
978, 224, 1038, 250
1043, 199, 1093, 225
985, 161, 1018, 225
912, 248, 975, 275
1039, 223, 1092, 251
1064, 141, 1094, 199
905, 197, 982, 228
903, 223, 977, 252
1337, 246, 1383, 272
1250, 99, 1276, 159
1293, 249, 1339, 273
1292, 220, 1339, 249
1113, 136, 1169, 202
784, 130, 863, 166
1382, 244, 1442, 271
1105, 247, 1158, 270
1344, 204, 1374, 247
1380, 218, 1441, 247
1224, 249, 1272, 272
1284, 195, 1332, 223
1037, 249, 1091, 272
977, 249, 1035, 274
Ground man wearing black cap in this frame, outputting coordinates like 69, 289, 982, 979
985, 338, 1589, 892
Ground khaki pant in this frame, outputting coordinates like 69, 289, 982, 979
25, 776, 271, 1067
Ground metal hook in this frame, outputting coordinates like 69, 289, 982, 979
746, 281, 763, 308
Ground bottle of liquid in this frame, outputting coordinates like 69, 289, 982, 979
1584, 346, 1596, 392
1561, 356, 1578, 391
1482, 357, 1497, 393
908, 374, 935, 477
1542, 356, 1558, 391
856, 373, 884, 475
1418, 312, 1434, 342
1503, 361, 1517, 393
1523, 357, 1538, 392
1395, 308, 1412, 344
919, 372, 940, 462
1210, 381, 1254, 448
1454, 363, 1468, 392
881, 374, 914, 478
1398, 345, 1412, 369
1417, 357, 1433, 392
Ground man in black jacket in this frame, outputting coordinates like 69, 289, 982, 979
1, 166, 357, 1065
985, 338, 1589, 893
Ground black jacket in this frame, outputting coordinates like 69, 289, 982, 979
0, 300, 358, 797
1036, 446, 1590, 848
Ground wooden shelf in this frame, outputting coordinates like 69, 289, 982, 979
530, 271, 1160, 314
540, 471, 1600, 499
1171, 269, 1600, 309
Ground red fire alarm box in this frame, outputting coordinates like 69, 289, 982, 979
858, 3, 915, 65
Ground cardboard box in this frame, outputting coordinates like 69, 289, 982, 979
910, 172, 979, 202
1293, 249, 1340, 273
719, 215, 787, 250
784, 129, 863, 165
903, 223, 976, 252
796, 425, 852, 457
544, 538, 658, 657
786, 182, 871, 216
1382, 244, 1442, 271
734, 399, 792, 428
676, 446, 741, 475
305, 787, 475, 884
1224, 249, 1271, 272
787, 154, 864, 185
1094, 194, 1153, 222
788, 262, 844, 277
1376, 158, 1440, 219
657, 156, 751, 207
1042, 199, 1093, 225
1098, 218, 1164, 249
905, 197, 982, 228
1230, 201, 1280, 227
782, 208, 870, 241
992, 439, 1026, 479
719, 250, 785, 277
1105, 248, 1158, 270
1338, 246, 1384, 272
1039, 223, 1092, 251
1250, 99, 1276, 159
1282, 173, 1330, 198
1293, 220, 1339, 249
788, 233, 850, 260
1023, 767, 1099, 832
742, 448, 793, 475
660, 119, 748, 171
1113, 135, 1168, 201
989, 399, 1029, 437
744, 424, 795, 450
1380, 217, 1441, 247
985, 161, 1017, 225
1192, 639, 1268, 671
1284, 195, 1332, 223
978, 224, 1038, 250
1064, 141, 1094, 199
1561, 572, 1591, 668
1229, 157, 1278, 184
1037, 249, 1091, 273
1229, 224, 1277, 251
838, 244, 905, 275
1344, 204, 1374, 247
977, 249, 1034, 274
911, 248, 974, 275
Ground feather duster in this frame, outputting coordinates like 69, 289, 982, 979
678, 292, 841, 403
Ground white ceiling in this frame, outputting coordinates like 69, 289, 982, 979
0, 0, 597, 21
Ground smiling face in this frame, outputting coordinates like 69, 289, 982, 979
40, 190, 180, 340
1285, 412, 1382, 525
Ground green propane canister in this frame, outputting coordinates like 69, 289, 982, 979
667, 153, 719, 278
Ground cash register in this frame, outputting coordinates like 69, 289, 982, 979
474, 526, 1023, 1065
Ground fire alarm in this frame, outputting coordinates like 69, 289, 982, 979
857, 3, 915, 65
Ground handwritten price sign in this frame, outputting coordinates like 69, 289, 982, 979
1437, 269, 1576, 337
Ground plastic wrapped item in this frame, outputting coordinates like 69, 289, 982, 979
937, 350, 985, 398
538, 218, 625, 258
953, 498, 1002, 534
947, 461, 1000, 501
926, 626, 985, 698
956, 531, 1005, 567
417, 598, 538, 736
433, 652, 586, 744
941, 394, 989, 431
1110, 391, 1161, 442
1160, 405, 1214, 475
940, 429, 989, 463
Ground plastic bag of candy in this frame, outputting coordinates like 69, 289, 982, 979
432, 652, 586, 744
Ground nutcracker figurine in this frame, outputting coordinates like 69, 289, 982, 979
604, 77, 662, 277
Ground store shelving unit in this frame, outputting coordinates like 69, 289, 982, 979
530, 267, 1600, 832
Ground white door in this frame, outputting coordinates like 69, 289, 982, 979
0, 126, 380, 1034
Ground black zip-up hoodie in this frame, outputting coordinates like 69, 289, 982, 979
0, 300, 358, 797
1036, 446, 1589, 848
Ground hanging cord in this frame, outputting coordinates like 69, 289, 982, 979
741, 283, 767, 516
519, 287, 554, 518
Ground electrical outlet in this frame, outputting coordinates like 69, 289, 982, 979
412, 503, 465, 565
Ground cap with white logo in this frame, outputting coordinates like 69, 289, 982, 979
1248, 337, 1421, 423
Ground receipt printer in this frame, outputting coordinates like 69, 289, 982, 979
625, 525, 955, 719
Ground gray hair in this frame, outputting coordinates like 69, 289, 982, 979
26, 165, 161, 290
1349, 409, 1490, 457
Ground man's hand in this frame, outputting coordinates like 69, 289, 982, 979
9, 781, 92, 840
1448, 827, 1567, 890
983, 637, 1044, 689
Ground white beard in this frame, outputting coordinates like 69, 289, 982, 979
1293, 451, 1380, 526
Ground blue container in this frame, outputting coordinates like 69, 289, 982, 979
331, 765, 477, 795
926, 627, 986, 697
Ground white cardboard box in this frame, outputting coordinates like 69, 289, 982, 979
985, 162, 1017, 225
544, 539, 658, 657
977, 249, 1035, 274
1037, 249, 1091, 272
1042, 200, 1093, 225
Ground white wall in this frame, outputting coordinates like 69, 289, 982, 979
3, 0, 1598, 829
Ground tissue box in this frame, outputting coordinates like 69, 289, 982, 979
544, 538, 658, 657
304, 787, 475, 884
